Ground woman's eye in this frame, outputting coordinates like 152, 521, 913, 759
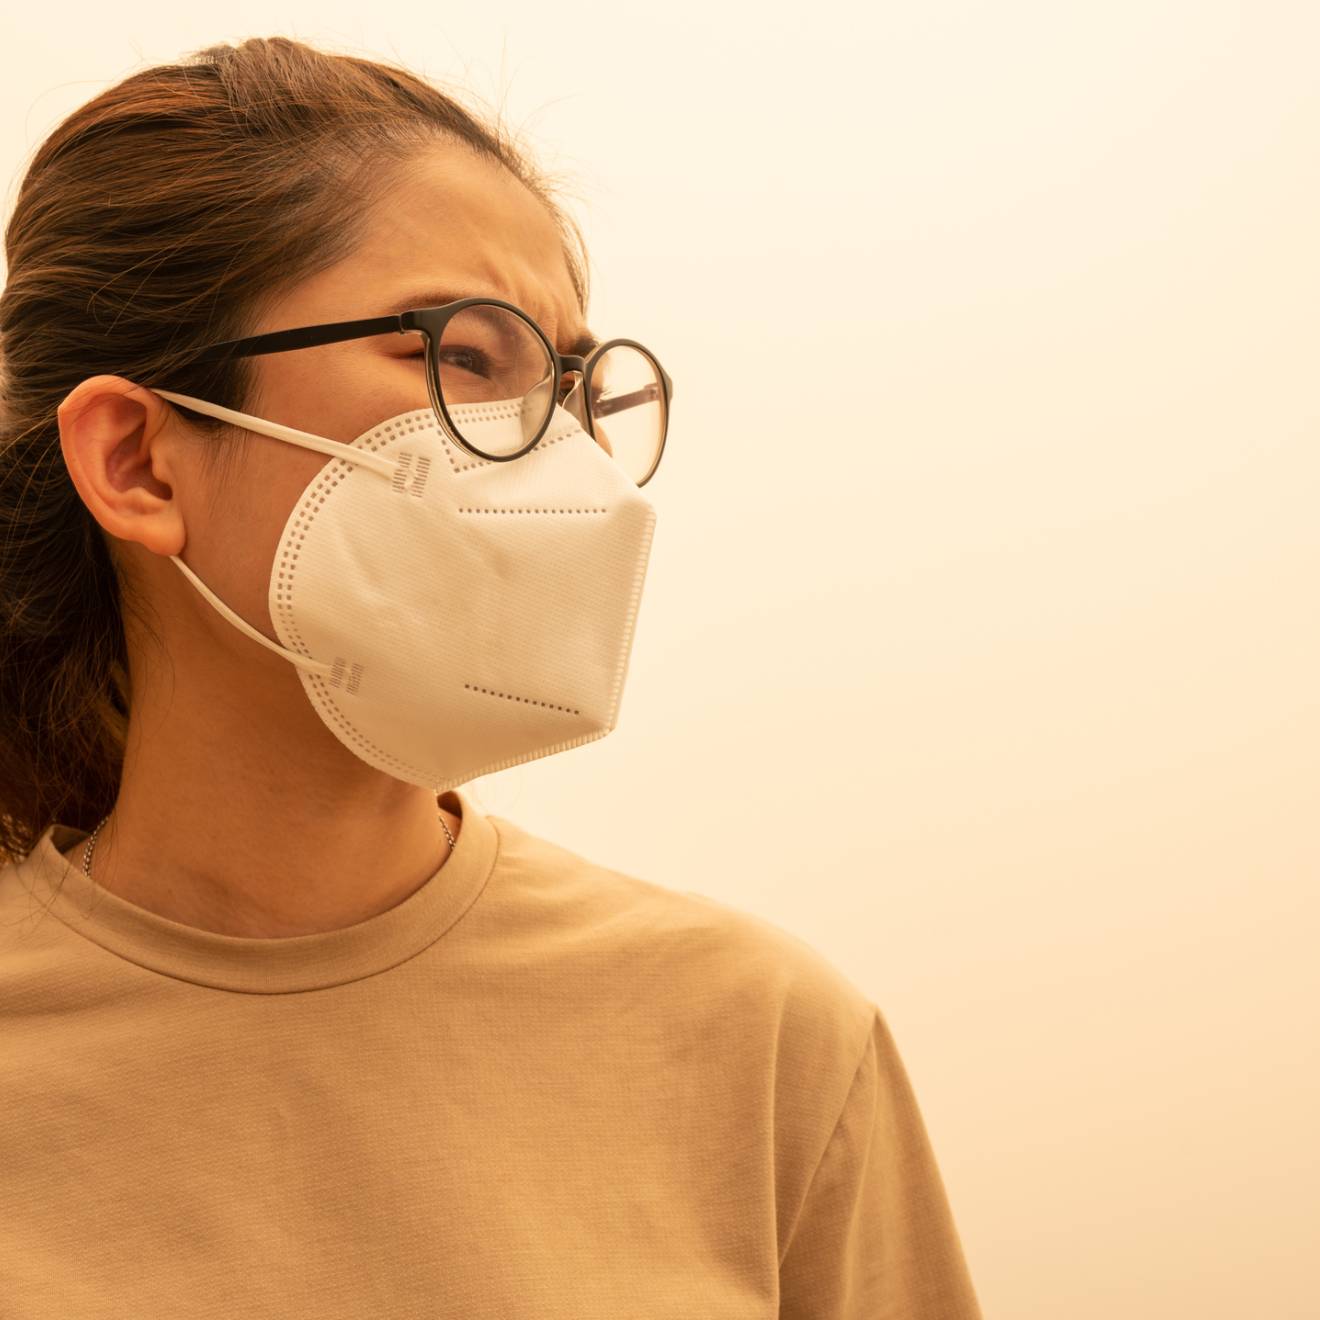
439, 347, 491, 376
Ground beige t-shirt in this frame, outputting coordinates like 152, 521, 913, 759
0, 786, 982, 1318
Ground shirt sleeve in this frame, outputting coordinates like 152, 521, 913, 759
777, 1006, 983, 1319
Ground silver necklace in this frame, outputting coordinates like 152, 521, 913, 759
81, 810, 456, 879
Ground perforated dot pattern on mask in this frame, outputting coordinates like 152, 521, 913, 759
270, 408, 620, 785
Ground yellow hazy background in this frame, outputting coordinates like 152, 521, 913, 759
4, 4, 1317, 1316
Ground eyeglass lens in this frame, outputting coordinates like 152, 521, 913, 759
432, 302, 665, 486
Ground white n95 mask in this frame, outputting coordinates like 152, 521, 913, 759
151, 388, 658, 793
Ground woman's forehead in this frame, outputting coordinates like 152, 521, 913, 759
270, 146, 579, 333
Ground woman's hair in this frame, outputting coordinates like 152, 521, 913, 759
0, 36, 591, 863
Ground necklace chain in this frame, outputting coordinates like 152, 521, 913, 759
81, 811, 457, 879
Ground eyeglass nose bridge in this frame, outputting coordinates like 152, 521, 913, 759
555, 353, 593, 433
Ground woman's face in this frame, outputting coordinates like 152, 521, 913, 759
100, 143, 595, 680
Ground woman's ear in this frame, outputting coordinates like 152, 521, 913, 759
57, 375, 189, 558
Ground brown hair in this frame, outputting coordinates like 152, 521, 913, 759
0, 36, 591, 864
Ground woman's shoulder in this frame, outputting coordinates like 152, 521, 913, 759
486, 811, 879, 1084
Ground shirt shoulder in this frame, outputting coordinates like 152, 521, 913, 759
486, 809, 879, 1049
485, 811, 882, 1222
483, 814, 985, 1311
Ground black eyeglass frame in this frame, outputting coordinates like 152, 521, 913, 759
176, 296, 673, 486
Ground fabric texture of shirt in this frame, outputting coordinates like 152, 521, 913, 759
0, 785, 982, 1318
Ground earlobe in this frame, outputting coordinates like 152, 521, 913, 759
57, 375, 186, 557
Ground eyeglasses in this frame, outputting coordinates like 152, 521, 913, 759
174, 297, 673, 487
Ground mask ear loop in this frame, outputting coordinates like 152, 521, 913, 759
151, 389, 399, 481
150, 387, 405, 680
168, 551, 339, 678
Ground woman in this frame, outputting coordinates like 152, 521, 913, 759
0, 36, 982, 1318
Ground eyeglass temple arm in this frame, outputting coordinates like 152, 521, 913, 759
184, 314, 403, 363
184, 317, 674, 410
588, 381, 669, 419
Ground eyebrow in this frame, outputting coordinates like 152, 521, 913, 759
382, 286, 600, 357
